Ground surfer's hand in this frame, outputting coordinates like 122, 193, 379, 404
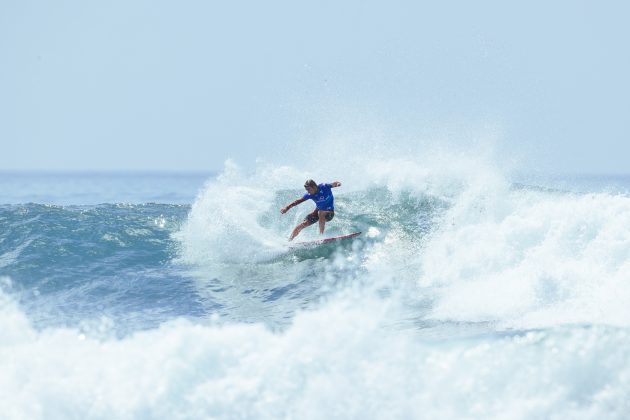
280, 207, 287, 214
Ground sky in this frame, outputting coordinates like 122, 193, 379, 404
1, 0, 629, 174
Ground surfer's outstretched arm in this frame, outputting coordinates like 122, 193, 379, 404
280, 197, 306, 214
330, 181, 341, 188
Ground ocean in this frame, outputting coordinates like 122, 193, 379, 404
1, 160, 630, 419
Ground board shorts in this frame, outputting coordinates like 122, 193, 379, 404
304, 209, 334, 225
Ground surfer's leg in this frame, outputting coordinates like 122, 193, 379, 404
289, 210, 318, 241
289, 221, 308, 241
318, 210, 332, 234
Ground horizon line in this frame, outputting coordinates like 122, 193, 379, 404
0, 169, 218, 176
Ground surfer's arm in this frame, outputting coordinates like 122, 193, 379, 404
280, 197, 306, 214
330, 181, 341, 188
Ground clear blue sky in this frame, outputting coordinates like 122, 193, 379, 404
2, 0, 628, 174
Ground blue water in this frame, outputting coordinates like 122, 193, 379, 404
2, 163, 630, 419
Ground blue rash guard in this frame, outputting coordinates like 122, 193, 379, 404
303, 183, 334, 211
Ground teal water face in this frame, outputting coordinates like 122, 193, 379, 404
0, 203, 207, 334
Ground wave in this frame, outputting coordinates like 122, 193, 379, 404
177, 156, 630, 331
3, 151, 630, 418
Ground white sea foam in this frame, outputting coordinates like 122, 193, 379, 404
176, 148, 502, 263
420, 187, 630, 329
175, 160, 296, 265
1, 285, 629, 419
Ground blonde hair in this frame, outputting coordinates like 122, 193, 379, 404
304, 179, 317, 188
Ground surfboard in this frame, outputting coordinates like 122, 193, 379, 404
291, 231, 362, 247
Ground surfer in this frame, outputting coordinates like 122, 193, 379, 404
280, 179, 341, 241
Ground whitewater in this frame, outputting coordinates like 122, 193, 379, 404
1, 151, 630, 419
